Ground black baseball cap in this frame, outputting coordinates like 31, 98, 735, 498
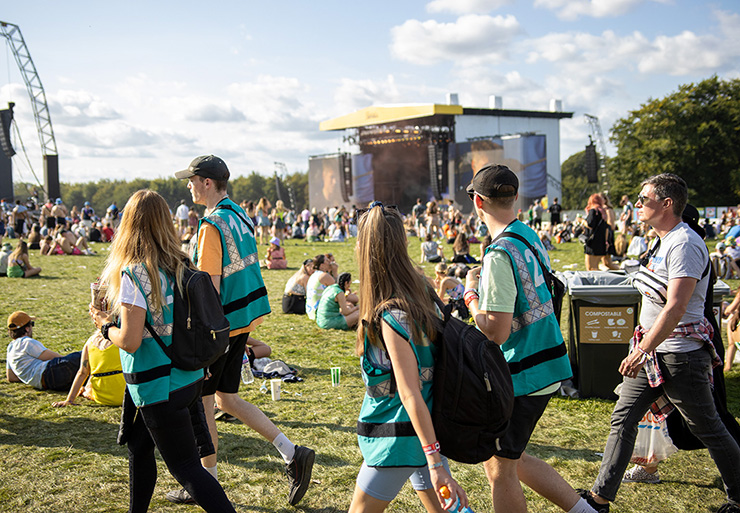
466, 164, 518, 198
175, 155, 230, 180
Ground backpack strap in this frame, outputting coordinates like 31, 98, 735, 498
214, 202, 255, 235
494, 230, 551, 285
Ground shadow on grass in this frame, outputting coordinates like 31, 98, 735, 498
0, 413, 123, 457
526, 442, 604, 463
27, 274, 62, 280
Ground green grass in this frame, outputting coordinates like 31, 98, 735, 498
0, 237, 738, 512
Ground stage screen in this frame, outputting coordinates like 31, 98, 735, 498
308, 154, 347, 212
450, 134, 547, 213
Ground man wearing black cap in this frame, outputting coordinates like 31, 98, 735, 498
171, 155, 315, 506
463, 165, 593, 513
582, 173, 740, 513
6, 311, 81, 390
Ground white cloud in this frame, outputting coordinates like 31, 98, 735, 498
426, 0, 513, 15
390, 14, 522, 65
534, 0, 670, 21
183, 104, 247, 123
50, 90, 121, 127
332, 75, 402, 115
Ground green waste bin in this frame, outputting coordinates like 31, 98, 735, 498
567, 271, 642, 400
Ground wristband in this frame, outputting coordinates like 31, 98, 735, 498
636, 346, 650, 358
464, 290, 479, 308
428, 460, 445, 470
422, 441, 441, 455
101, 321, 116, 341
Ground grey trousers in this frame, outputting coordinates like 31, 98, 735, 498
592, 348, 740, 503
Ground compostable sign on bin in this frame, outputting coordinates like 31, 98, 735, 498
578, 306, 635, 344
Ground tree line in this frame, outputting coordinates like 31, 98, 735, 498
561, 76, 740, 210
14, 171, 309, 217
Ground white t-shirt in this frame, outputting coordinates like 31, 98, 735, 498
6, 336, 49, 389
640, 222, 709, 353
175, 204, 189, 221
306, 271, 329, 320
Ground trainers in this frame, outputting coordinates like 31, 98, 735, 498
285, 445, 315, 506
622, 465, 660, 484
165, 488, 195, 504
576, 489, 610, 513
717, 502, 740, 513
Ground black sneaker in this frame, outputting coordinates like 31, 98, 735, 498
717, 502, 740, 513
165, 488, 195, 504
576, 488, 610, 513
285, 445, 315, 506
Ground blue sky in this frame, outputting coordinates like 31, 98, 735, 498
0, 0, 738, 186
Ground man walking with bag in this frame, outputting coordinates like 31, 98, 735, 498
170, 155, 315, 506
464, 165, 595, 513
581, 174, 740, 513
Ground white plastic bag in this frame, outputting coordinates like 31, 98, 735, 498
630, 411, 678, 465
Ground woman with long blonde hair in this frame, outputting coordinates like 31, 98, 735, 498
7, 239, 41, 278
89, 190, 235, 513
349, 202, 467, 513
255, 197, 272, 245
271, 199, 287, 242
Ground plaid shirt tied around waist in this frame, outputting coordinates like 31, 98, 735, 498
630, 318, 718, 422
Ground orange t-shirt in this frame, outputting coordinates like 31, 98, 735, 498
196, 223, 262, 336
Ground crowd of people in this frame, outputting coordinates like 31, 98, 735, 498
4, 161, 740, 513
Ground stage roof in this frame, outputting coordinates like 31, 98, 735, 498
319, 103, 573, 131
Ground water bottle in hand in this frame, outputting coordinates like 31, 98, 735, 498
439, 485, 474, 513
241, 354, 254, 384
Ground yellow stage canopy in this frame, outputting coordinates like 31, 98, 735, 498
319, 104, 463, 131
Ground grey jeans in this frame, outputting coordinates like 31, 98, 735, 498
592, 348, 740, 503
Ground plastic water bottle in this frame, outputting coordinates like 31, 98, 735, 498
439, 486, 474, 513
241, 354, 254, 384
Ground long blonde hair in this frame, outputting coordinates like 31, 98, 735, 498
9, 240, 28, 261
101, 190, 191, 315
356, 204, 437, 356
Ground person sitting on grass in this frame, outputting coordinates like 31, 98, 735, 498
49, 225, 94, 255
420, 233, 444, 263
52, 329, 126, 408
6, 311, 81, 391
7, 240, 42, 278
265, 237, 287, 269
306, 253, 338, 321
282, 259, 315, 315
316, 272, 359, 330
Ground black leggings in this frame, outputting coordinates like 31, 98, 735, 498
127, 381, 235, 513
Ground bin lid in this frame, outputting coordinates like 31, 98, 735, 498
567, 270, 642, 298
714, 280, 731, 300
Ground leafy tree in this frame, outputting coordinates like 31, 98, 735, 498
609, 76, 740, 206
560, 150, 600, 210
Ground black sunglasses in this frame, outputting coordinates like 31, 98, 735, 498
637, 193, 664, 204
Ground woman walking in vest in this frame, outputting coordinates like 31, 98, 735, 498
89, 189, 235, 513
349, 201, 468, 513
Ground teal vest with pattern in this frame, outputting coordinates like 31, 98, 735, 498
193, 197, 271, 331
357, 308, 436, 467
487, 220, 571, 396
122, 264, 203, 407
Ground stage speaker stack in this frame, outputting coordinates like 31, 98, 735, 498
585, 141, 598, 184
428, 141, 448, 200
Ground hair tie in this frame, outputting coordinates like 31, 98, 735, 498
370, 200, 384, 211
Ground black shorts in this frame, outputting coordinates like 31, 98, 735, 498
493, 392, 554, 460
201, 332, 248, 396
282, 294, 306, 314
46, 217, 56, 229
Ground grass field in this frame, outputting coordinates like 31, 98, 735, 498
0, 235, 738, 513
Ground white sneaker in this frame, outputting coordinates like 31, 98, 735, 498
622, 465, 660, 483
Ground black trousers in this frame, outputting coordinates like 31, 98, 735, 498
127, 380, 235, 513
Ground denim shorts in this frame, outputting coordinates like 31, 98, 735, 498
42, 351, 82, 391
356, 457, 450, 501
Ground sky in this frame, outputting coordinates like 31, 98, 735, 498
0, 0, 738, 187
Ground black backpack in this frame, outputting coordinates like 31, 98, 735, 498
431, 296, 514, 464
144, 265, 231, 371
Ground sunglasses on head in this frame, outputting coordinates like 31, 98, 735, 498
357, 201, 398, 218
